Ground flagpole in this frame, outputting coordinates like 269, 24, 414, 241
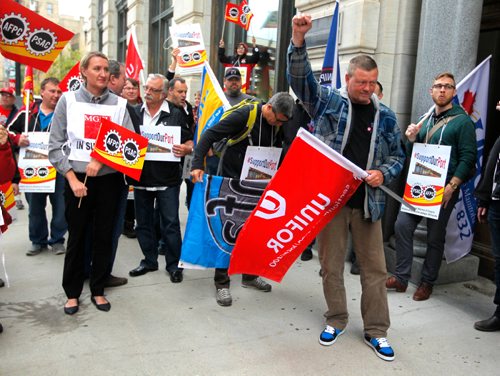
221, 20, 226, 42
24, 89, 30, 134
78, 175, 87, 208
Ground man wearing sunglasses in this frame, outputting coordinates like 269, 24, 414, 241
287, 14, 405, 362
387, 72, 476, 301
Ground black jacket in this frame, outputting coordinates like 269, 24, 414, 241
129, 101, 193, 187
192, 103, 282, 179
475, 136, 500, 207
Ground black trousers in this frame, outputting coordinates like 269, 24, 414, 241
62, 172, 122, 298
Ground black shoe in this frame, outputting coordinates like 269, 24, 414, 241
350, 261, 360, 275
474, 315, 500, 332
64, 299, 79, 315
300, 248, 313, 261
105, 275, 128, 287
122, 221, 136, 238
91, 296, 111, 312
169, 270, 183, 283
158, 248, 166, 256
0, 278, 4, 288
129, 265, 158, 277
0, 322, 3, 333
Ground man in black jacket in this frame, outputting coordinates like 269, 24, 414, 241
128, 73, 193, 283
191, 92, 294, 306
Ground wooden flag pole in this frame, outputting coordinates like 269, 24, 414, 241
24, 89, 30, 134
78, 175, 87, 209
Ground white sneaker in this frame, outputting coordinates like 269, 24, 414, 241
242, 277, 272, 292
51, 243, 66, 255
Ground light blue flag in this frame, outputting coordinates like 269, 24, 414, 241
180, 175, 267, 269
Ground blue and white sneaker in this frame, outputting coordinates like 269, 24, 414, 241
364, 335, 395, 361
319, 325, 344, 346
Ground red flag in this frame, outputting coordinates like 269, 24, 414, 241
125, 28, 144, 80
90, 118, 148, 181
22, 65, 34, 108
0, 0, 75, 72
224, 0, 253, 31
59, 61, 83, 92
228, 129, 365, 282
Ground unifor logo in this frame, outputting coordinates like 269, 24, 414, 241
205, 176, 267, 253
255, 190, 286, 220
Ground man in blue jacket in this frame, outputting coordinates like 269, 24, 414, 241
287, 14, 405, 361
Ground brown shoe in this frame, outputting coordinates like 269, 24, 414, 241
413, 282, 433, 301
386, 276, 407, 292
104, 275, 128, 287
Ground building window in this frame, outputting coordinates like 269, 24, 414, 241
116, 0, 128, 62
148, 0, 173, 74
47, 3, 53, 15
97, 0, 104, 51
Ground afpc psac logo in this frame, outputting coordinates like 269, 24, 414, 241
254, 190, 286, 220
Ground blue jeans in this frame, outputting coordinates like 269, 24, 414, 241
25, 173, 67, 246
487, 201, 500, 316
134, 186, 182, 272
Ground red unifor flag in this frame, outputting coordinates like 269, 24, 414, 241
228, 129, 366, 282
90, 118, 148, 181
224, 0, 253, 31
0, 0, 75, 72
59, 61, 83, 92
125, 27, 144, 81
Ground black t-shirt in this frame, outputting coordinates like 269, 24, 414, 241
343, 101, 375, 209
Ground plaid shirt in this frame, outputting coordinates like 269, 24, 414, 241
287, 42, 405, 221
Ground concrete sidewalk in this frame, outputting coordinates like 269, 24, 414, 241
0, 195, 498, 376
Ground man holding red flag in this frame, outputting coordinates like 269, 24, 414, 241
288, 14, 405, 361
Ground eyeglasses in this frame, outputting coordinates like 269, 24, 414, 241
123, 86, 138, 91
143, 85, 163, 93
272, 109, 290, 123
432, 84, 455, 90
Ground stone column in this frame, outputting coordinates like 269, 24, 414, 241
411, 0, 484, 120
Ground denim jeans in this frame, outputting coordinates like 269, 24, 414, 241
25, 173, 67, 246
487, 200, 500, 315
134, 186, 182, 273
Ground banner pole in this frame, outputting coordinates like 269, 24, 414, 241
24, 89, 30, 134
78, 175, 87, 209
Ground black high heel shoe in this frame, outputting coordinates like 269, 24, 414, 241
64, 299, 79, 315
91, 296, 111, 312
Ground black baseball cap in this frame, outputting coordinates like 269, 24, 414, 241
225, 68, 241, 79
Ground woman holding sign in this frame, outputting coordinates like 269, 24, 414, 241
49, 52, 134, 315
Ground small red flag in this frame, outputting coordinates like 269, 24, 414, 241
125, 28, 144, 81
0, 0, 75, 72
59, 61, 83, 92
90, 118, 148, 181
224, 0, 253, 31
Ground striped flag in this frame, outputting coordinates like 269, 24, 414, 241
22, 65, 34, 108
90, 118, 148, 181
195, 61, 231, 144
125, 26, 144, 81
0, 0, 75, 72
319, 1, 341, 89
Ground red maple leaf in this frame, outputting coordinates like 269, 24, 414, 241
461, 90, 475, 115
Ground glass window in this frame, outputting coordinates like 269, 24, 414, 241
47, 3, 53, 15
148, 0, 173, 74
116, 0, 128, 62
218, 0, 291, 100
97, 0, 104, 51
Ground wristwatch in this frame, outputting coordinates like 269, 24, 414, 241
448, 181, 459, 190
